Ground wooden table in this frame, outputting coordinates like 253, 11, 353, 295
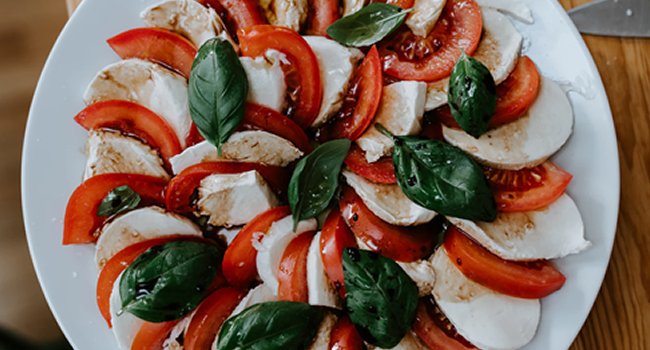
63, 0, 650, 349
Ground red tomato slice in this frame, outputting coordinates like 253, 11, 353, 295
329, 314, 365, 350
339, 187, 436, 262
484, 161, 573, 212
320, 208, 357, 298
165, 162, 289, 213
241, 103, 313, 153
239, 25, 322, 129
184, 287, 246, 350
74, 100, 182, 171
316, 46, 383, 142
278, 230, 316, 302
371, 0, 415, 9
344, 144, 397, 185
222, 206, 292, 288
413, 298, 476, 350
132, 320, 180, 350
306, 0, 341, 36
435, 56, 541, 129
63, 174, 167, 245
199, 0, 267, 35
444, 225, 567, 299
107, 27, 197, 79
378, 0, 482, 81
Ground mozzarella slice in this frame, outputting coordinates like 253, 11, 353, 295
476, 0, 533, 24
83, 129, 169, 181
425, 78, 449, 111
307, 232, 342, 309
342, 170, 436, 226
431, 248, 540, 350
255, 215, 318, 293
162, 313, 193, 350
230, 284, 278, 317
110, 273, 144, 350
473, 9, 523, 85
342, 0, 367, 17
448, 193, 590, 261
141, 0, 231, 48
169, 131, 303, 173
240, 49, 288, 113
260, 0, 308, 32
356, 81, 427, 163
95, 206, 202, 271
443, 77, 573, 170
84, 59, 190, 148
197, 170, 280, 227
306, 311, 338, 350
397, 260, 436, 297
304, 36, 364, 127
406, 0, 446, 37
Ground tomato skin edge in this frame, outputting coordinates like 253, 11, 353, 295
277, 230, 316, 303
320, 208, 358, 298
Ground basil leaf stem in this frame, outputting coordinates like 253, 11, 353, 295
326, 3, 413, 47
96, 185, 140, 217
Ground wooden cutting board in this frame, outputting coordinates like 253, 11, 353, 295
63, 0, 650, 349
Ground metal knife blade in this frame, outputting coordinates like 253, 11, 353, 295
568, 0, 650, 38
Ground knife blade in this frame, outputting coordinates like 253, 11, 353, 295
568, 0, 650, 38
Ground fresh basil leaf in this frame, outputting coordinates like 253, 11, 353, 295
119, 241, 222, 322
216, 301, 323, 350
189, 37, 248, 156
448, 51, 497, 138
289, 139, 351, 230
326, 3, 412, 47
343, 248, 418, 348
377, 124, 497, 222
96, 185, 141, 217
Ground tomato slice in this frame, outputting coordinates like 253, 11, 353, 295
184, 287, 246, 350
339, 187, 436, 262
306, 0, 341, 36
378, 0, 482, 81
63, 174, 167, 245
329, 314, 365, 350
222, 206, 292, 288
435, 56, 541, 129
484, 161, 573, 212
320, 208, 358, 298
132, 320, 180, 350
444, 225, 567, 299
107, 27, 197, 79
241, 103, 313, 153
199, 0, 267, 35
278, 230, 316, 302
371, 0, 415, 9
316, 46, 383, 142
74, 100, 182, 170
344, 144, 397, 185
165, 162, 289, 213
413, 298, 476, 350
239, 25, 322, 129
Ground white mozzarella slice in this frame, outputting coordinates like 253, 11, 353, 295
448, 193, 590, 261
397, 260, 436, 297
306, 232, 342, 309
240, 49, 288, 112
260, 0, 308, 32
476, 0, 533, 24
255, 215, 318, 293
216, 227, 242, 246
473, 9, 523, 85
197, 170, 280, 227
95, 206, 202, 271
230, 284, 278, 317
342, 0, 368, 16
169, 131, 303, 173
306, 311, 338, 350
84, 59, 190, 148
110, 273, 144, 350
425, 78, 449, 111
406, 0, 446, 37
162, 313, 193, 350
83, 129, 169, 181
141, 0, 231, 48
431, 248, 540, 350
443, 77, 573, 170
304, 36, 364, 127
342, 170, 436, 226
356, 81, 427, 163
373, 332, 430, 350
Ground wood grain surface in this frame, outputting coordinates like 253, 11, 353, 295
44, 0, 650, 349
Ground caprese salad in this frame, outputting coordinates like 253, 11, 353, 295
62, 0, 591, 349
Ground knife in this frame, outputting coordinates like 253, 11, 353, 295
568, 0, 650, 38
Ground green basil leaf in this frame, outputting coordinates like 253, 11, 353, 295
343, 248, 418, 348
119, 241, 222, 322
326, 3, 412, 47
377, 125, 497, 221
288, 139, 351, 230
448, 51, 497, 138
189, 37, 248, 156
216, 301, 323, 350
96, 185, 141, 217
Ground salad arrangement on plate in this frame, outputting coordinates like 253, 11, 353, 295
61, 0, 591, 349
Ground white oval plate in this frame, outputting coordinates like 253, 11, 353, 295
22, 0, 620, 349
